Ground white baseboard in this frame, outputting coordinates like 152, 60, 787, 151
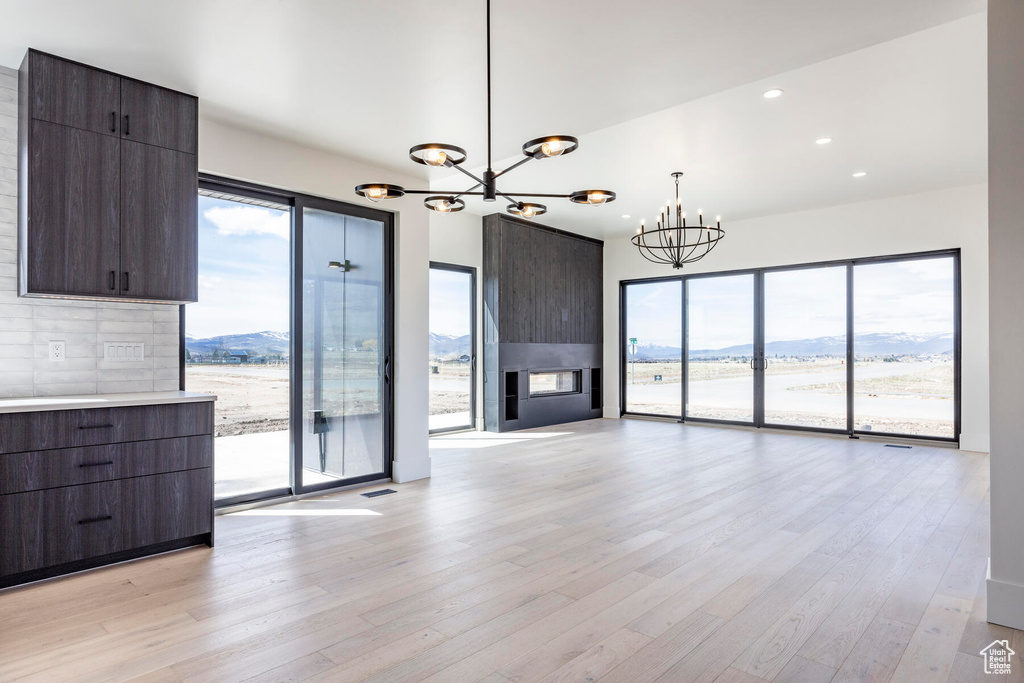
987, 558, 1024, 629
393, 457, 431, 483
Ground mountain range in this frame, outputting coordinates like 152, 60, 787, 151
629, 332, 953, 360
430, 332, 472, 359
185, 331, 289, 356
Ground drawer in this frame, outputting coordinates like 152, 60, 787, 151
121, 469, 212, 548
0, 402, 214, 454
0, 436, 213, 494
0, 481, 122, 576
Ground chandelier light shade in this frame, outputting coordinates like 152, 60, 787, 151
354, 0, 614, 219
631, 172, 725, 269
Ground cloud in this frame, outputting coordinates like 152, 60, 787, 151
203, 205, 289, 240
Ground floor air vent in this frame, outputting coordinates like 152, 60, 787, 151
361, 489, 397, 498
884, 444, 912, 449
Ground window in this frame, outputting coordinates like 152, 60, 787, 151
429, 264, 476, 433
529, 370, 582, 397
620, 251, 960, 442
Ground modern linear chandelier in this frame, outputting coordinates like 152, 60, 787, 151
631, 172, 725, 269
354, 0, 615, 218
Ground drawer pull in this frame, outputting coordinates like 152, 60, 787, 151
78, 461, 114, 468
78, 424, 114, 430
77, 515, 113, 525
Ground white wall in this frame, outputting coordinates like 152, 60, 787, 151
199, 119, 430, 483
986, 0, 1024, 630
429, 211, 484, 429
603, 183, 990, 453
0, 64, 180, 398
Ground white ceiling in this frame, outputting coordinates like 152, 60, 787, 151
0, 0, 987, 237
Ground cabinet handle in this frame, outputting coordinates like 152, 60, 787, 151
124, 114, 130, 136
78, 461, 114, 468
110, 111, 117, 133
78, 424, 114, 430
78, 515, 113, 525
122, 272, 130, 292
109, 270, 116, 291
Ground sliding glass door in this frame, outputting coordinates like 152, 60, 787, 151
763, 266, 847, 430
300, 207, 389, 486
853, 257, 956, 439
686, 273, 755, 423
187, 178, 394, 506
622, 280, 682, 417
428, 263, 476, 433
620, 251, 960, 443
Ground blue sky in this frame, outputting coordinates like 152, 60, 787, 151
429, 268, 472, 337
186, 196, 291, 339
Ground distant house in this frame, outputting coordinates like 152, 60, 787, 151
227, 349, 250, 363
458, 354, 471, 363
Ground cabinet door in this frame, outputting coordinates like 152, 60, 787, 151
121, 470, 212, 548
120, 140, 198, 302
26, 120, 120, 297
120, 79, 197, 154
0, 481, 121, 576
29, 51, 120, 137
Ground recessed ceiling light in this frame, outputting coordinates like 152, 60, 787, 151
816, 137, 833, 145
763, 88, 784, 99
622, 214, 631, 219
852, 171, 867, 178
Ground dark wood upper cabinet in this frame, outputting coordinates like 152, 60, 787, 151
29, 51, 120, 137
27, 120, 120, 297
120, 141, 198, 301
120, 79, 198, 154
18, 49, 198, 304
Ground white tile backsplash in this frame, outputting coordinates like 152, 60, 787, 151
0, 63, 180, 398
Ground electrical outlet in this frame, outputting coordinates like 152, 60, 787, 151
48, 340, 66, 362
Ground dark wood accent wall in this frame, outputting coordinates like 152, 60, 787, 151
483, 214, 603, 345
483, 214, 604, 432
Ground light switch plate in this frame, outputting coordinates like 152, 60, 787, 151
104, 342, 145, 362
48, 340, 66, 362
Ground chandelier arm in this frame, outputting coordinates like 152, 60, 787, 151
493, 155, 535, 178
683, 227, 706, 263
452, 183, 483, 200
448, 163, 488, 186
401, 189, 486, 196
501, 192, 573, 198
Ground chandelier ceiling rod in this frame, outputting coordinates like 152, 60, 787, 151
353, 0, 616, 218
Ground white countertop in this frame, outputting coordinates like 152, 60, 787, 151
0, 391, 217, 414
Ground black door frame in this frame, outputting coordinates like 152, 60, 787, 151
428, 261, 478, 434
619, 248, 962, 444
184, 174, 395, 507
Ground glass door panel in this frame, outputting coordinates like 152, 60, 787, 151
623, 280, 683, 417
853, 257, 956, 438
429, 266, 475, 432
301, 208, 387, 486
763, 266, 848, 430
686, 273, 755, 422
188, 193, 291, 501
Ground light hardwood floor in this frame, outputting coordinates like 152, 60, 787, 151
0, 418, 1014, 682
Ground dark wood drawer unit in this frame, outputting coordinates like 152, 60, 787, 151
0, 436, 213, 495
1, 481, 121, 576
18, 49, 199, 304
0, 402, 213, 455
0, 399, 214, 589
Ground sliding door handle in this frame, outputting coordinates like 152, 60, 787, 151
750, 358, 756, 371
383, 355, 392, 385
